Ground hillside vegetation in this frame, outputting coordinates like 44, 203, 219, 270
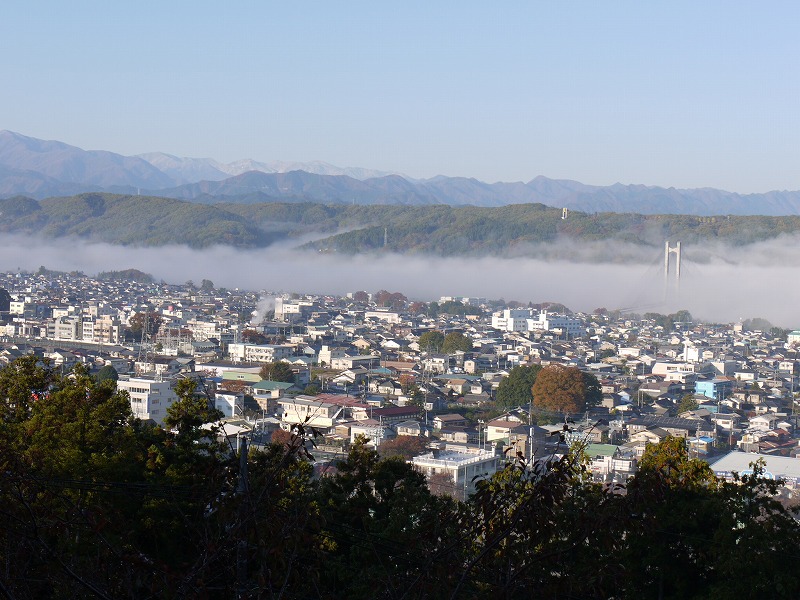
2, 358, 799, 599
2, 193, 800, 256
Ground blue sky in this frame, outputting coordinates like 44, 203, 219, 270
2, 1, 799, 192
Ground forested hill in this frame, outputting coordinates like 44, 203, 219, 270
2, 193, 800, 256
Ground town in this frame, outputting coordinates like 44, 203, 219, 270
2, 267, 799, 499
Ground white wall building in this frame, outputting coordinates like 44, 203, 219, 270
527, 311, 585, 338
214, 392, 244, 419
228, 343, 293, 364
491, 308, 532, 333
116, 375, 179, 426
364, 310, 401, 324
412, 446, 501, 498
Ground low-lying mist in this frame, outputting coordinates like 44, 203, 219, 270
1, 233, 798, 327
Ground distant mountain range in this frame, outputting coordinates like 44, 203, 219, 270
2, 130, 800, 216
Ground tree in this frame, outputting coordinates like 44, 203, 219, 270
163, 378, 222, 437
418, 330, 445, 352
409, 301, 427, 314
378, 435, 429, 460
259, 361, 295, 383
496, 365, 542, 408
200, 278, 214, 291
677, 394, 699, 414
442, 331, 473, 354
241, 329, 268, 344
95, 364, 119, 383
270, 427, 295, 447
531, 364, 592, 414
0, 287, 10, 312
317, 437, 456, 596
128, 310, 163, 339
582, 370, 602, 407
374, 289, 407, 310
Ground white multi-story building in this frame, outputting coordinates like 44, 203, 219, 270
227, 343, 294, 364
491, 308, 532, 333
274, 298, 314, 322
54, 316, 82, 341
277, 396, 343, 431
318, 345, 346, 367
185, 318, 222, 341
527, 311, 585, 338
116, 375, 179, 426
364, 309, 401, 324
214, 392, 244, 419
412, 446, 501, 498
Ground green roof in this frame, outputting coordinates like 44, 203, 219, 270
222, 371, 261, 382
585, 444, 619, 457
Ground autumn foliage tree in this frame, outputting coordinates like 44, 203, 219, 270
374, 289, 407, 310
241, 329, 268, 344
532, 364, 595, 414
128, 310, 163, 339
378, 435, 429, 460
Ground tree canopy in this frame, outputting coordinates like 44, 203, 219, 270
418, 330, 445, 352
259, 361, 295, 383
442, 331, 473, 354
128, 310, 163, 339
532, 364, 599, 414
2, 357, 800, 599
95, 363, 119, 383
496, 364, 542, 408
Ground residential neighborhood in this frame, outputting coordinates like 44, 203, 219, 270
2, 269, 800, 495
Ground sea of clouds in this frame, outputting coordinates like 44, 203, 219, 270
1, 233, 798, 327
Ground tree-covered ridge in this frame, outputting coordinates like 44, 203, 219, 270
96, 268, 155, 282
1, 357, 800, 598
4, 193, 800, 254
226, 201, 800, 256
0, 193, 276, 248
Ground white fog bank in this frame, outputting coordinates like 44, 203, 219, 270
0, 234, 798, 327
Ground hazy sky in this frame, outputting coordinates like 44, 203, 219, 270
2, 1, 799, 192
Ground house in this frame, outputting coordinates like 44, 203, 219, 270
252, 379, 296, 400
439, 427, 478, 444
626, 415, 711, 439
352, 405, 420, 424
422, 354, 453, 374
588, 446, 637, 481
277, 397, 343, 432
695, 377, 735, 401
433, 413, 469, 430
350, 419, 396, 448
629, 427, 671, 445
396, 420, 427, 437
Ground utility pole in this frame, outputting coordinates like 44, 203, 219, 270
236, 437, 249, 598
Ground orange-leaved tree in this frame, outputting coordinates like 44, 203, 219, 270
531, 364, 588, 414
